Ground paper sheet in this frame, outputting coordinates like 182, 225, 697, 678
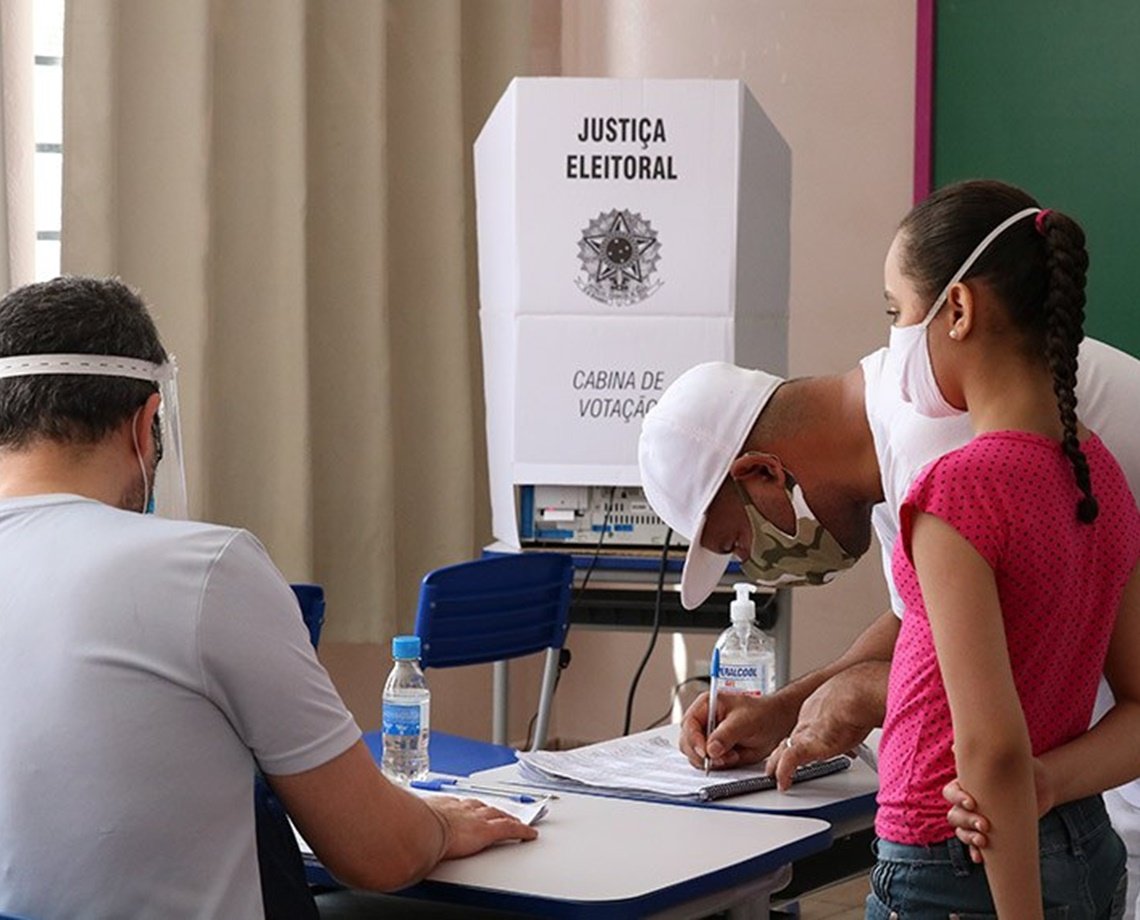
517, 733, 768, 799
423, 788, 549, 826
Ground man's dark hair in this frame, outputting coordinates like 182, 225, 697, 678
0, 276, 168, 449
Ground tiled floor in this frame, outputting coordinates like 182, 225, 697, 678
782, 872, 871, 919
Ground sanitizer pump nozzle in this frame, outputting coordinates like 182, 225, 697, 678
730, 582, 757, 624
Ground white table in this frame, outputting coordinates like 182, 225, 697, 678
464, 725, 881, 915
309, 788, 829, 919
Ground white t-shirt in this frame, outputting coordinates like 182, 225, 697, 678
0, 495, 361, 920
863, 336, 1140, 804
863, 337, 1140, 616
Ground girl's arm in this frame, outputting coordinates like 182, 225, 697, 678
943, 563, 1140, 860
911, 511, 1043, 920
1039, 564, 1140, 804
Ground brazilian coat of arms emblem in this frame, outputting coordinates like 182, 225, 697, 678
576, 209, 662, 306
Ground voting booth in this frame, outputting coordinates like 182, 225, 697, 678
475, 78, 790, 548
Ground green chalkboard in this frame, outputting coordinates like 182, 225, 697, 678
933, 1, 1140, 358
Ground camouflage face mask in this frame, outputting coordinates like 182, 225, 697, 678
734, 479, 858, 588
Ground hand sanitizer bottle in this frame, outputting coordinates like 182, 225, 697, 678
713, 583, 776, 696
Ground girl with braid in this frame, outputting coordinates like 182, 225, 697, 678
868, 180, 1140, 919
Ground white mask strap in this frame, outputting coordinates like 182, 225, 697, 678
130, 407, 150, 514
920, 206, 1041, 329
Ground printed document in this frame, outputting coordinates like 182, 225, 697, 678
517, 733, 849, 802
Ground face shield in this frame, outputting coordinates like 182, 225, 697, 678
0, 353, 188, 518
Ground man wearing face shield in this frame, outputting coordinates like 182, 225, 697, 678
637, 338, 1140, 870
0, 278, 536, 920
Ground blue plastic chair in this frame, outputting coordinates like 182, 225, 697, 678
290, 583, 325, 649
257, 584, 329, 910
414, 552, 574, 751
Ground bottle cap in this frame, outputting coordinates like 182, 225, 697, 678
730, 582, 757, 623
392, 635, 422, 659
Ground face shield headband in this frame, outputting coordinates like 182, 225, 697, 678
0, 353, 188, 518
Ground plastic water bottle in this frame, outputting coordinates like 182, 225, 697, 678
713, 583, 776, 696
381, 635, 430, 783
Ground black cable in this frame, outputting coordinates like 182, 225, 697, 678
571, 485, 617, 605
622, 528, 672, 735
639, 675, 709, 733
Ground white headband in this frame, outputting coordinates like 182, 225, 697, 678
0, 353, 174, 382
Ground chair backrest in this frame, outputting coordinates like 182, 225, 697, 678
290, 583, 326, 649
414, 553, 573, 668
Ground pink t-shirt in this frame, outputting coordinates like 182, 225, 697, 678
876, 431, 1140, 845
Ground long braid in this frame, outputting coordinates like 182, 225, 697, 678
1038, 210, 1097, 523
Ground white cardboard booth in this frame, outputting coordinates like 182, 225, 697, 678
475, 77, 790, 548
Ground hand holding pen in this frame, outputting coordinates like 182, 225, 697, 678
681, 672, 784, 771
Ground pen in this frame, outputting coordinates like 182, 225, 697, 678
705, 647, 720, 776
410, 777, 545, 804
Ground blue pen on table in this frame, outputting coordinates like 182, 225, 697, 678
410, 777, 545, 804
704, 647, 720, 776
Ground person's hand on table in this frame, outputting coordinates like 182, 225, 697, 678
427, 796, 538, 860
680, 689, 795, 770
942, 758, 1054, 864
764, 666, 882, 791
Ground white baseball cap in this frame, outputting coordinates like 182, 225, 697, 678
638, 362, 784, 609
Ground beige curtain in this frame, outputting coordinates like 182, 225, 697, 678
62, 0, 545, 642
0, 0, 34, 289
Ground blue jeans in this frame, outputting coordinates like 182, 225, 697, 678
867, 795, 1128, 919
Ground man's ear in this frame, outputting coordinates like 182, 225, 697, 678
729, 451, 796, 533
729, 451, 786, 488
133, 392, 162, 458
